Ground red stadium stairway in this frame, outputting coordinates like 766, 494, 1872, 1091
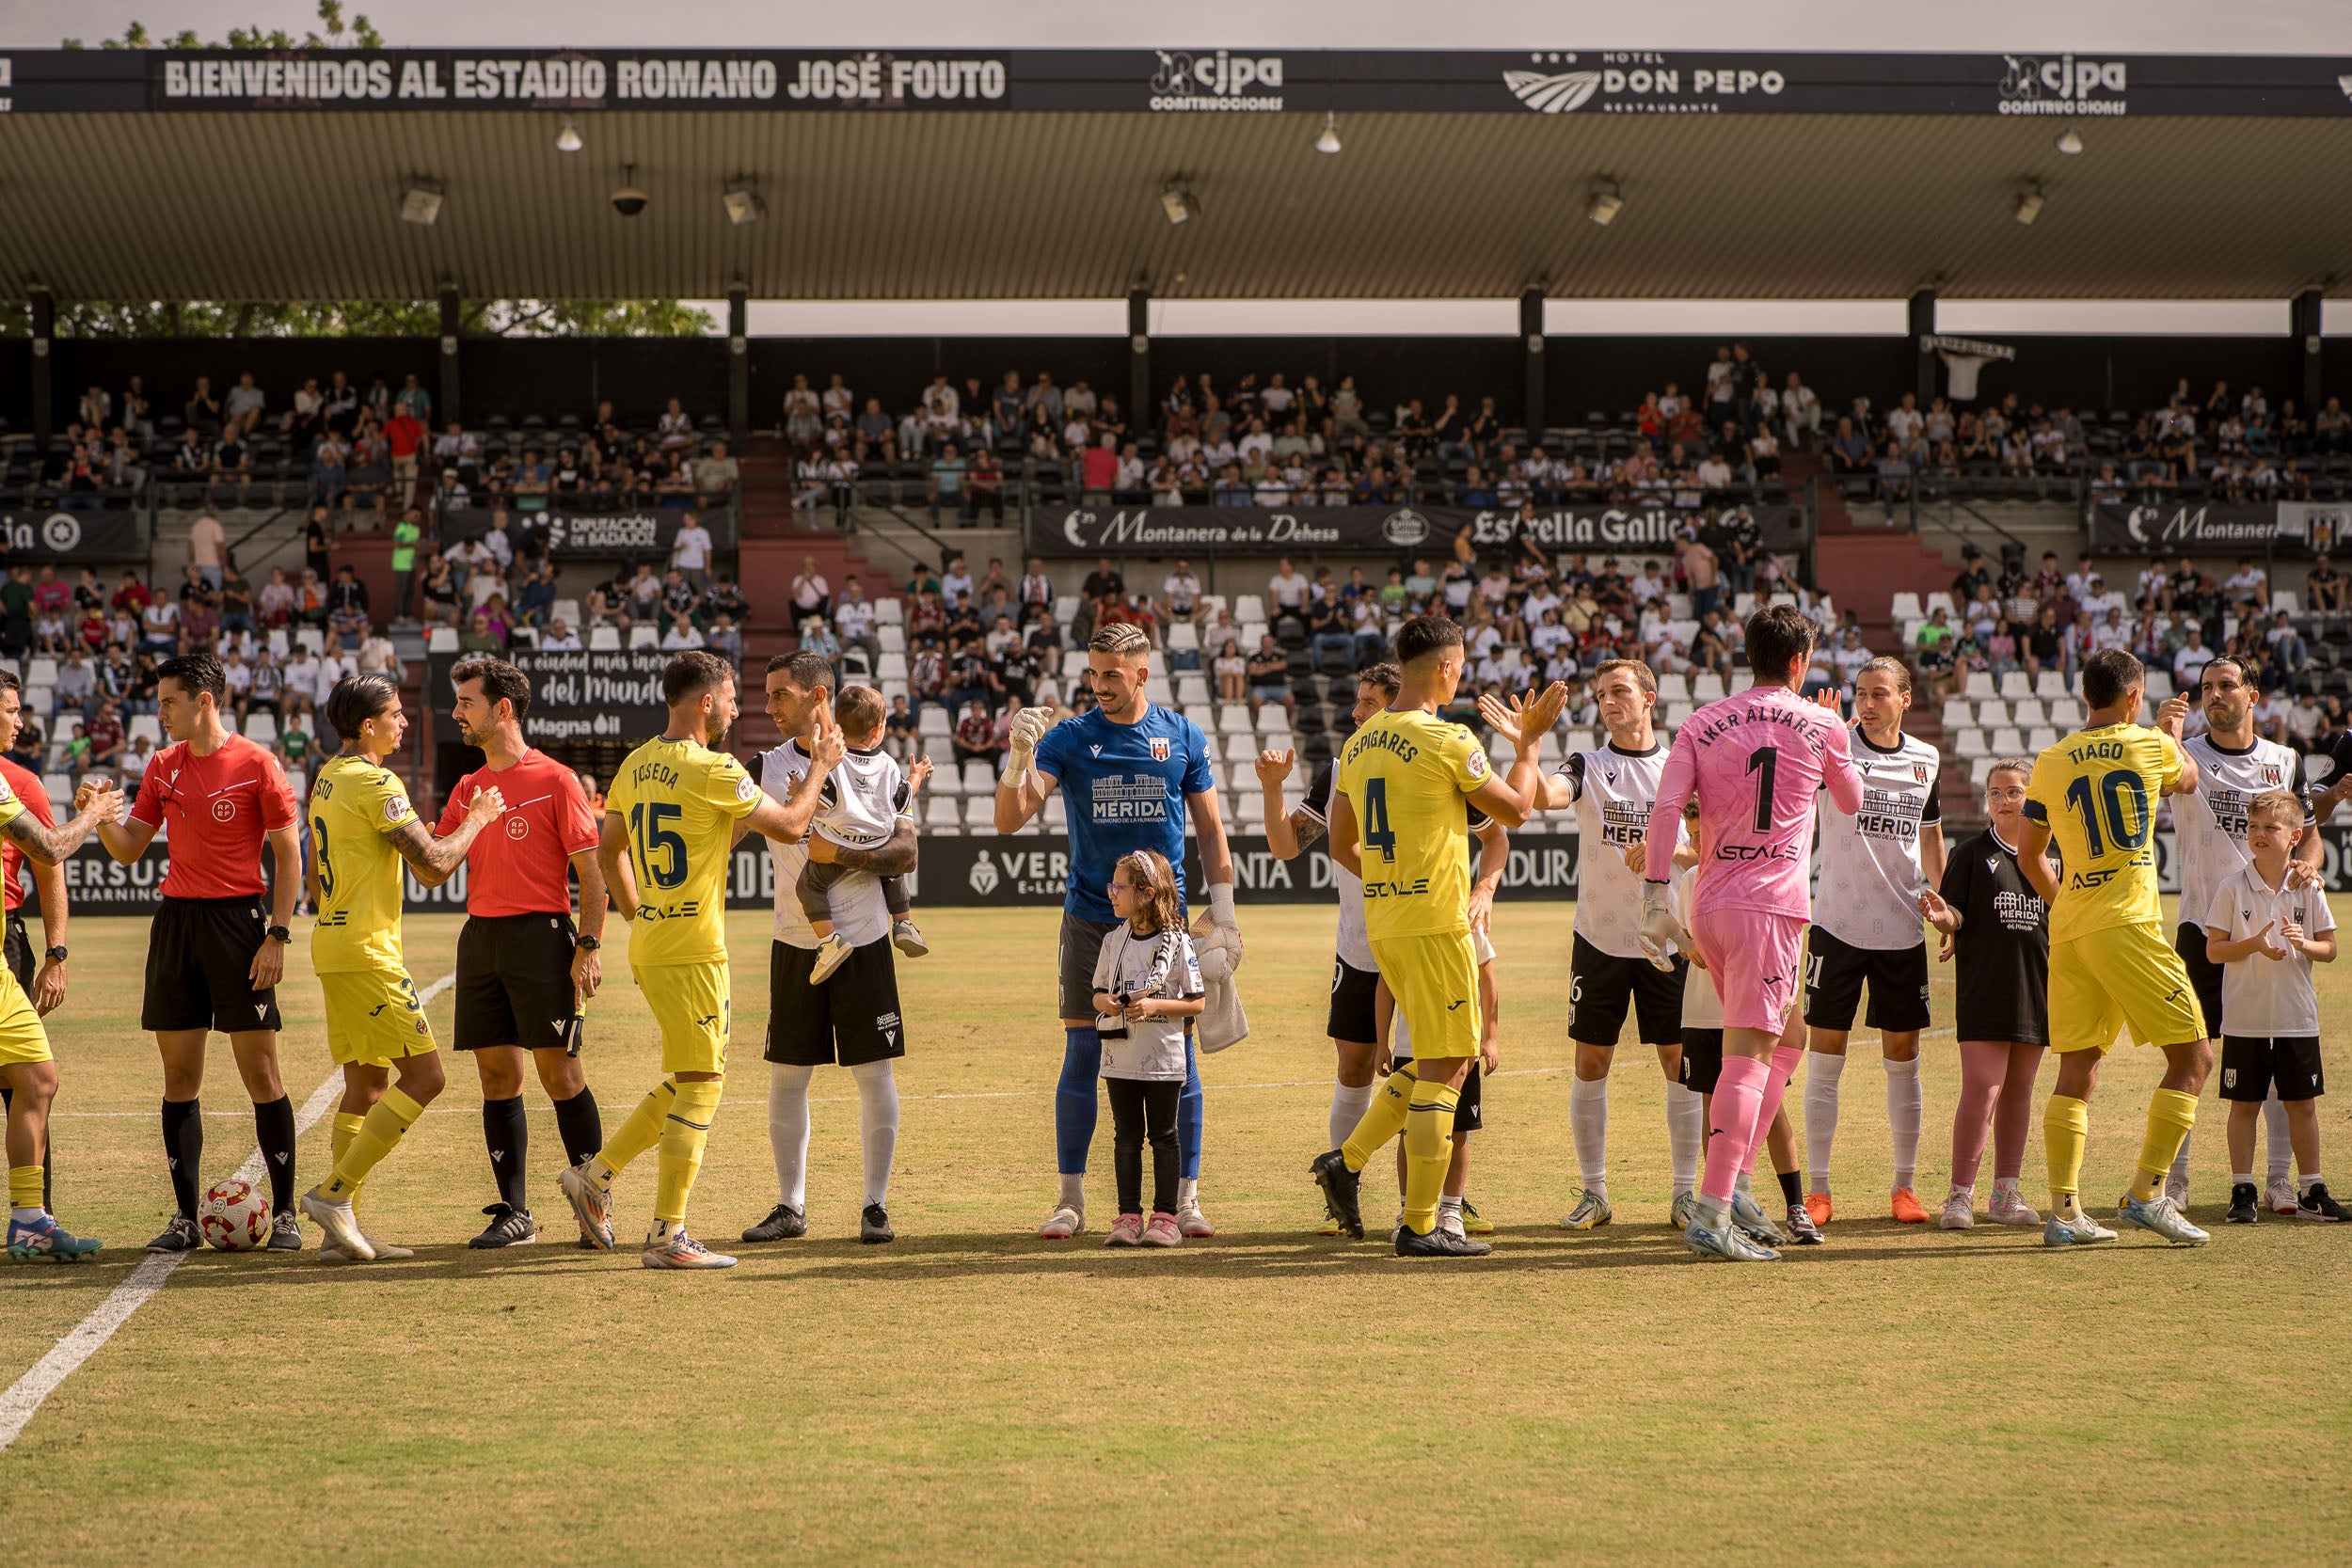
1797, 452, 1955, 652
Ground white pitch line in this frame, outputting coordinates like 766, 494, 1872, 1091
0, 972, 456, 1455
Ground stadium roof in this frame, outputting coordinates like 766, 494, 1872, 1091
4, 47, 2351, 304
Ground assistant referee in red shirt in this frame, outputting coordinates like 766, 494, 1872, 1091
440, 656, 609, 1248
0, 670, 68, 1212
88, 653, 304, 1253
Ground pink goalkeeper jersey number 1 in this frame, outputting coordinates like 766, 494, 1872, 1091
1643, 684, 1864, 920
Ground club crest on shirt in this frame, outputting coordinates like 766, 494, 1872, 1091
1912, 762, 1931, 784
1150, 736, 1170, 761
2263, 765, 2283, 785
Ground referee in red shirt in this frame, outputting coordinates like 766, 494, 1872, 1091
0, 670, 68, 1211
88, 654, 304, 1253
441, 656, 609, 1248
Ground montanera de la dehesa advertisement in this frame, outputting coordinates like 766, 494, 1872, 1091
1025, 502, 1801, 558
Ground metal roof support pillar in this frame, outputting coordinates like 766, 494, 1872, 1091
27, 286, 54, 450
437, 284, 462, 430
2295, 287, 2325, 423
1520, 287, 1545, 442
1909, 288, 1936, 410
727, 284, 750, 455
1127, 288, 1151, 452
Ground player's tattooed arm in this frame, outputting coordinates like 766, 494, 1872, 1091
807, 819, 917, 876
1282, 808, 1327, 857
7, 779, 122, 865
393, 784, 505, 887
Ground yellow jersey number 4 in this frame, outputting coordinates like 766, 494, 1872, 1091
1362, 777, 1396, 863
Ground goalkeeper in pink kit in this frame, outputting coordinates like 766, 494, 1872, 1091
1640, 605, 1865, 1262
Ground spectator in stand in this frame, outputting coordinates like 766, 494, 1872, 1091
660, 611, 705, 652
669, 510, 715, 594
929, 442, 968, 525
86, 699, 125, 768
967, 445, 1006, 521
2173, 625, 2216, 687
541, 618, 582, 652
384, 397, 426, 510
2265, 609, 2311, 693
1212, 637, 1248, 704
705, 612, 742, 666
417, 553, 460, 630
883, 694, 918, 760
693, 440, 739, 510
326, 564, 372, 642
657, 397, 695, 451
951, 699, 995, 768
790, 556, 830, 630
460, 606, 504, 654
834, 578, 878, 664
356, 624, 404, 683
2222, 556, 2270, 612
1246, 634, 1293, 723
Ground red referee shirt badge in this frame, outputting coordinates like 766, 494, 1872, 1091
506, 815, 531, 840
213, 798, 236, 821
1150, 737, 1170, 761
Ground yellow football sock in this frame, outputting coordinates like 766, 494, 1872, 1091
321, 1089, 422, 1203
329, 1110, 368, 1211
1400, 1076, 1462, 1236
2132, 1088, 2199, 1201
9, 1164, 42, 1212
2044, 1094, 2090, 1219
1341, 1065, 1417, 1172
653, 1079, 723, 1225
596, 1079, 676, 1182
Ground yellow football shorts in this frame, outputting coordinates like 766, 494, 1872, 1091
321, 969, 438, 1067
1370, 929, 1481, 1063
0, 968, 52, 1066
639, 960, 730, 1076
2047, 920, 2206, 1055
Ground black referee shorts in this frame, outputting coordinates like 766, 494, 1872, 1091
766, 938, 908, 1068
2176, 922, 2225, 1040
4, 911, 32, 994
453, 911, 582, 1054
143, 895, 281, 1034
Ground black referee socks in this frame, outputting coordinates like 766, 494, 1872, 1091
484, 1096, 530, 1210
252, 1095, 297, 1215
552, 1088, 603, 1169
161, 1098, 202, 1220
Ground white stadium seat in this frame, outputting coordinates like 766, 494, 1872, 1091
1989, 726, 2025, 754
1176, 674, 1212, 706
877, 626, 907, 653
2048, 698, 2083, 728
2035, 670, 2070, 699
930, 762, 965, 796
1690, 673, 1725, 702
1217, 705, 1251, 736
244, 711, 278, 745
1654, 672, 1690, 704
1889, 593, 1923, 623
628, 626, 660, 649
1999, 671, 2032, 699
1144, 677, 1173, 705
2026, 727, 2058, 752
960, 760, 995, 795
24, 657, 57, 688
1062, 650, 1089, 677
1233, 595, 1266, 624
589, 627, 622, 651
2010, 698, 2046, 727
918, 707, 952, 738
873, 596, 904, 626
129, 715, 162, 747
429, 627, 460, 653
923, 796, 962, 833
876, 652, 909, 681
551, 598, 582, 628
963, 797, 996, 830
1939, 699, 1973, 729
1167, 622, 1200, 652
1954, 727, 1989, 758
1564, 728, 1597, 756
1963, 671, 1996, 700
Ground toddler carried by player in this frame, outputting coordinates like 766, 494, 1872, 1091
799, 686, 930, 981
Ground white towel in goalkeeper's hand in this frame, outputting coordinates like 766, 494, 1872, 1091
1187, 911, 1248, 1053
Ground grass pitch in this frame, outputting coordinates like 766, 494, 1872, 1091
4, 901, 2349, 1566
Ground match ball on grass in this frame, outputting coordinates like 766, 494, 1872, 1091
199, 1179, 272, 1251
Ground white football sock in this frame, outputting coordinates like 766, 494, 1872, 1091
2302, 1171, 2325, 1195
2264, 1087, 2292, 1181
1569, 1074, 1609, 1199
1329, 1079, 1376, 1151
850, 1058, 899, 1209
1057, 1171, 1085, 1212
1803, 1051, 1846, 1193
1177, 1177, 1200, 1212
1665, 1080, 1704, 1197
1883, 1054, 1922, 1191
2168, 1128, 2193, 1186
767, 1062, 814, 1211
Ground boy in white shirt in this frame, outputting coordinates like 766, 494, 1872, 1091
797, 686, 931, 978
2204, 790, 2348, 1222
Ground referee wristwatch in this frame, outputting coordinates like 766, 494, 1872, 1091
42, 945, 66, 963
265, 925, 293, 944
575, 934, 601, 951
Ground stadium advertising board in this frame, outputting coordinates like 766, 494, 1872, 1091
2087, 500, 2338, 556
434, 507, 726, 560
0, 509, 146, 563
425, 647, 670, 743
36, 826, 2352, 913
4, 50, 2349, 118
1027, 502, 1798, 558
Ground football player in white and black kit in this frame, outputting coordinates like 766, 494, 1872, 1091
2164, 657, 2320, 1213
1801, 657, 1945, 1227
1263, 661, 1505, 1234
1481, 657, 1698, 1229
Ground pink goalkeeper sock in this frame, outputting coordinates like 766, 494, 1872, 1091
1703, 1056, 1771, 1202
1758, 1043, 1803, 1133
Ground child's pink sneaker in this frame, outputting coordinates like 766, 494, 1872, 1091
1140, 1211, 1183, 1248
1104, 1212, 1145, 1247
